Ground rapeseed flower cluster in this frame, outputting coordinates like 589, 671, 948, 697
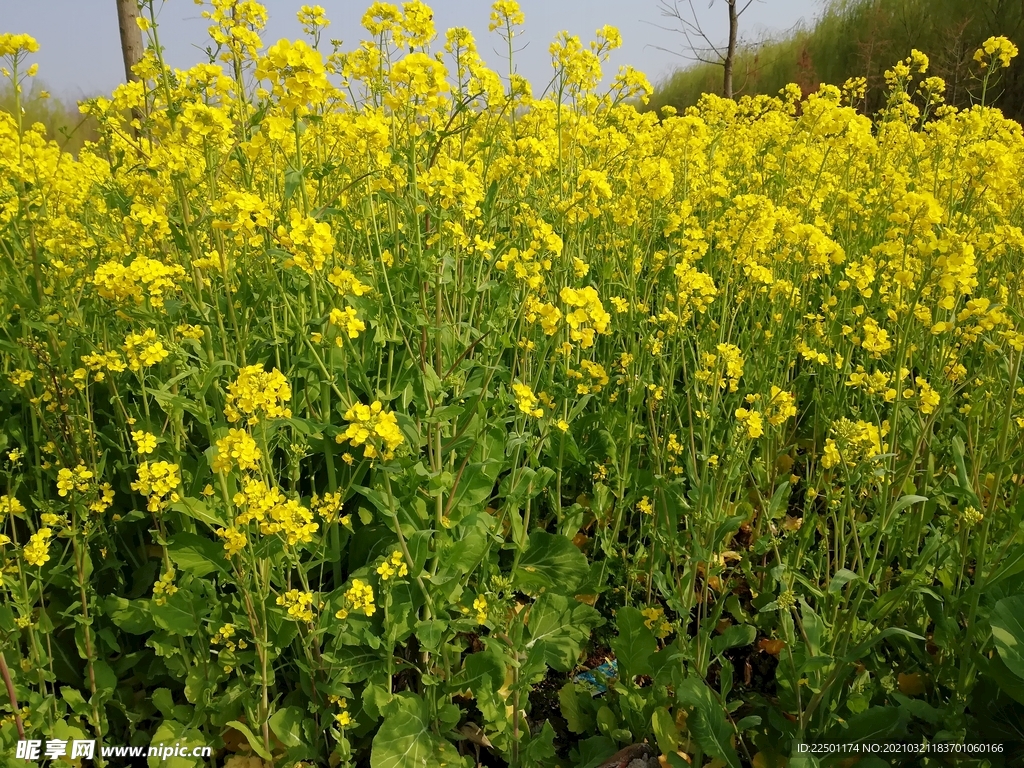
22, 528, 52, 567
212, 429, 262, 473
233, 479, 318, 546
224, 366, 293, 424
277, 589, 316, 622
336, 579, 375, 619
337, 401, 404, 460
131, 462, 181, 512
376, 550, 408, 581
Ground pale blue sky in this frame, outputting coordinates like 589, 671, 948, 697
2, 0, 822, 100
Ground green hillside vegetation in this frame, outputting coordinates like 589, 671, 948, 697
0, 81, 98, 155
650, 0, 1024, 118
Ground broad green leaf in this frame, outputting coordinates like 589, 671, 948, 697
610, 606, 656, 681
152, 689, 175, 720
521, 721, 556, 766
464, 644, 508, 729
652, 706, 681, 753
831, 705, 905, 744
841, 627, 924, 663
170, 498, 227, 530
676, 678, 740, 768
711, 623, 757, 656
150, 593, 199, 636
335, 649, 386, 683
148, 721, 208, 768
558, 682, 593, 734
370, 692, 447, 768
103, 596, 153, 635
269, 706, 305, 747
890, 494, 928, 516
225, 720, 272, 761
827, 568, 860, 594
167, 531, 228, 578
513, 530, 589, 594
991, 596, 1024, 680
526, 593, 603, 672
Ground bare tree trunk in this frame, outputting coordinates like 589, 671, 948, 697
724, 0, 738, 98
116, 0, 144, 83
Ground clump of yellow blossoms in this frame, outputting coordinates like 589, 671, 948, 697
821, 419, 888, 469
560, 287, 611, 348
330, 695, 351, 728
0, 33, 40, 56
512, 383, 544, 418
767, 387, 798, 426
277, 209, 335, 273
641, 606, 674, 639
23, 528, 52, 567
152, 568, 178, 606
212, 429, 262, 473
56, 464, 93, 496
311, 492, 349, 526
124, 330, 170, 371
225, 365, 293, 424
336, 579, 375, 619
211, 623, 237, 650
233, 479, 318, 546
696, 344, 746, 393
974, 36, 1019, 68
216, 526, 248, 557
0, 495, 26, 521
472, 595, 488, 624
93, 257, 187, 309
735, 407, 764, 439
277, 589, 316, 622
131, 461, 181, 512
337, 401, 404, 460
132, 431, 158, 455
376, 550, 409, 581
329, 306, 366, 340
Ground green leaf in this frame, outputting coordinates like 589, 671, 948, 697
711, 623, 757, 656
152, 688, 175, 719
558, 682, 593, 734
890, 494, 928, 516
148, 721, 208, 768
103, 596, 153, 635
652, 706, 681, 753
767, 481, 791, 520
225, 720, 272, 761
980, 647, 1024, 705
168, 531, 228, 578
991, 596, 1024, 680
841, 627, 924, 663
526, 593, 603, 672
832, 706, 905, 744
150, 593, 199, 636
464, 644, 508, 729
827, 568, 860, 595
270, 706, 305, 748
676, 678, 740, 768
370, 692, 447, 768
521, 721, 557, 767
610, 606, 656, 681
170, 498, 227, 530
335, 649, 386, 683
951, 436, 981, 506
513, 530, 589, 594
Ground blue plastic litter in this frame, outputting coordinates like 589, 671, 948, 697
572, 658, 618, 696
